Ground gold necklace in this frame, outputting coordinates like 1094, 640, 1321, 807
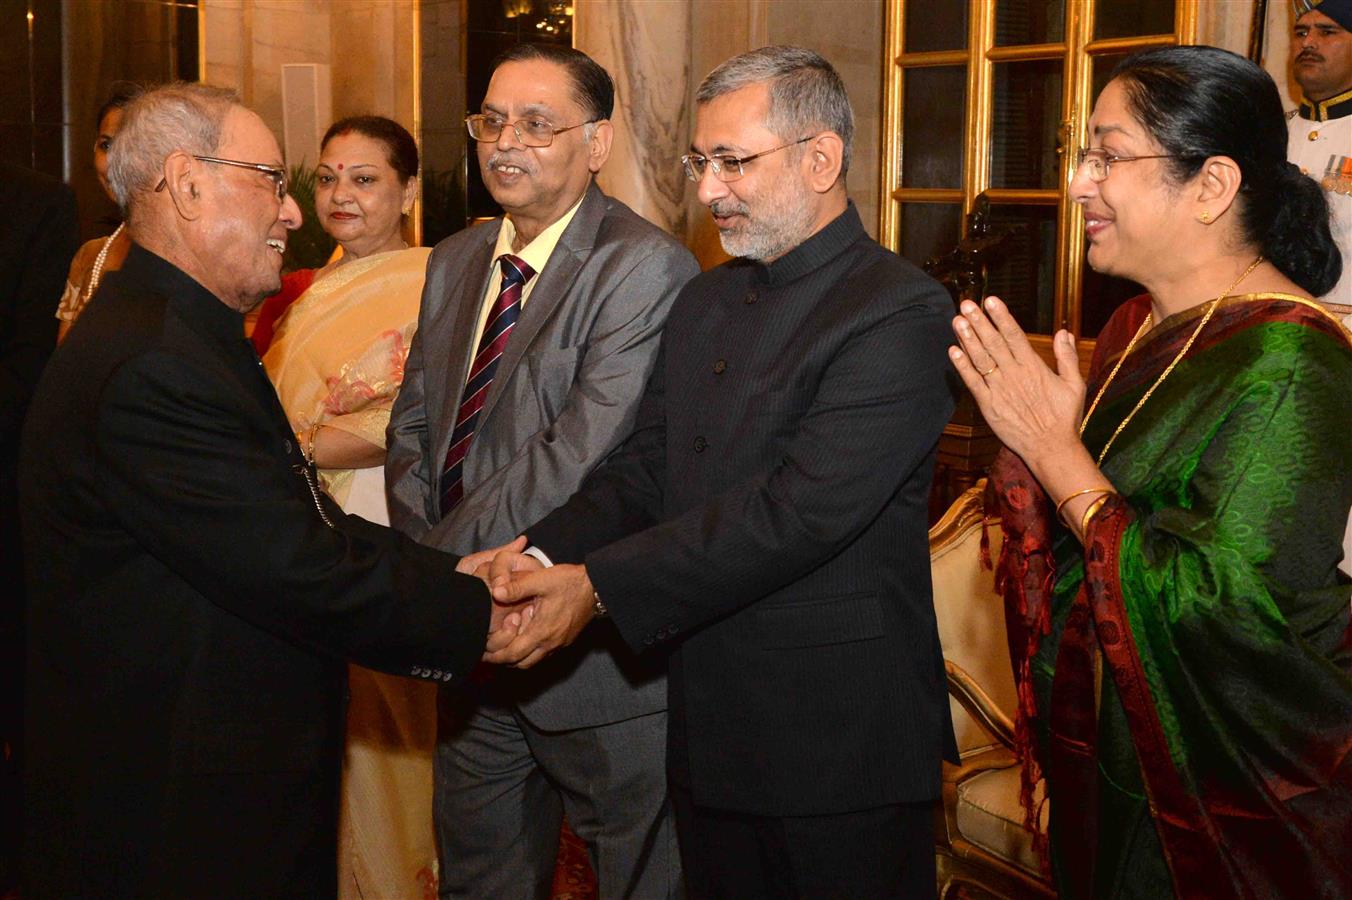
1078, 255, 1263, 466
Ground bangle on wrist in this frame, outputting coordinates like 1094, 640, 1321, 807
1079, 494, 1113, 535
1054, 486, 1111, 523
304, 423, 321, 465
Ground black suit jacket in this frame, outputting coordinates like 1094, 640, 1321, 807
0, 161, 77, 894
0, 162, 76, 452
528, 205, 958, 816
19, 245, 490, 898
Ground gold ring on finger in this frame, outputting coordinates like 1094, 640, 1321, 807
977, 363, 998, 377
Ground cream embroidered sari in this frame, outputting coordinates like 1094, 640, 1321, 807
264, 246, 431, 522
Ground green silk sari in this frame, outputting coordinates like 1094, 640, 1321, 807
991, 293, 1352, 898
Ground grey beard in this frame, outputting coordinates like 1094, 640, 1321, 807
714, 183, 815, 262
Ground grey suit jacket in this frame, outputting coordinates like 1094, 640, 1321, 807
387, 183, 698, 730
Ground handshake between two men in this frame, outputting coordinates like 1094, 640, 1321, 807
455, 537, 596, 669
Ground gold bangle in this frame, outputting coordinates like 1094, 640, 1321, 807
1080, 494, 1112, 536
1054, 487, 1111, 521
304, 423, 321, 465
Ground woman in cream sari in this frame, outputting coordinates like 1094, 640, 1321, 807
262, 116, 439, 899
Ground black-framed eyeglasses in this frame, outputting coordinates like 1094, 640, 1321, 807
1072, 148, 1183, 184
465, 113, 600, 148
681, 135, 818, 183
155, 155, 289, 200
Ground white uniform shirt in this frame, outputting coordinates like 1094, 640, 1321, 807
1288, 93, 1352, 576
1287, 93, 1352, 310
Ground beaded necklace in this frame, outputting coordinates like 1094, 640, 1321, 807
87, 222, 125, 300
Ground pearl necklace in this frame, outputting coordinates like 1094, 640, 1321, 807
1078, 255, 1264, 466
87, 222, 125, 300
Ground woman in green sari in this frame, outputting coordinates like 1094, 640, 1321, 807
949, 46, 1351, 897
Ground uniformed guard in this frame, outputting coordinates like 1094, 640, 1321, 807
1289, 0, 1352, 307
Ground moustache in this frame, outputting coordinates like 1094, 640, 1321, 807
486, 152, 535, 175
1296, 52, 1324, 63
709, 200, 749, 219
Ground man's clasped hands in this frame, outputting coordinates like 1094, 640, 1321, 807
454, 537, 600, 669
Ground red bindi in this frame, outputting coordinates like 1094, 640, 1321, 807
337, 163, 344, 171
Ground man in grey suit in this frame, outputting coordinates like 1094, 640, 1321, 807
386, 43, 697, 898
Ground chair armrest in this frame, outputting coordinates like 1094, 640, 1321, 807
946, 659, 1016, 750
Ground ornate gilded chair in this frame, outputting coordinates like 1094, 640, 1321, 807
929, 481, 1053, 899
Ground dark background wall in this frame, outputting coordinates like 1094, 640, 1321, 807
0, 0, 197, 243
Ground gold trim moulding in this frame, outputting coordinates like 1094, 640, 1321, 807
895, 49, 968, 68
946, 661, 1018, 749
1084, 33, 1178, 55
940, 422, 1002, 442
986, 42, 1066, 62
927, 480, 990, 550
982, 188, 1058, 205
892, 188, 964, 203
1028, 332, 1095, 377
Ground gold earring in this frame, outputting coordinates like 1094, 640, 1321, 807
1198, 210, 1212, 223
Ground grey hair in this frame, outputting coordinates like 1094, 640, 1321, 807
696, 45, 854, 176
107, 82, 240, 209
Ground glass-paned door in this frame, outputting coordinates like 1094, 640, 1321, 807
882, 0, 1198, 354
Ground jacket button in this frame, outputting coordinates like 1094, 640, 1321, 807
745, 290, 758, 305
693, 435, 708, 453
713, 359, 726, 374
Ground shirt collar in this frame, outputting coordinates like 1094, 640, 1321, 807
1298, 85, 1352, 121
751, 201, 866, 286
120, 242, 245, 341
494, 190, 588, 277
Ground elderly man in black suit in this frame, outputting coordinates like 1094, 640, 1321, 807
486, 46, 957, 897
19, 83, 508, 899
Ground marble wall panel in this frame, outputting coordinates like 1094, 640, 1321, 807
418, 0, 465, 165
418, 0, 467, 245
683, 0, 759, 266
203, 0, 248, 101
1197, 0, 1257, 59
330, 0, 418, 127
1261, 0, 1300, 108
765, 0, 883, 241
577, 0, 692, 237
202, 0, 418, 167
243, 0, 331, 153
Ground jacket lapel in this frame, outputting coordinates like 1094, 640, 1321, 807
476, 183, 607, 432
432, 225, 500, 467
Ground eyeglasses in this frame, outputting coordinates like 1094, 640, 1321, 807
1072, 148, 1183, 183
465, 113, 600, 148
155, 155, 289, 200
681, 135, 817, 183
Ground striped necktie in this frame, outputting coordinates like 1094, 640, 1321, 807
439, 253, 535, 516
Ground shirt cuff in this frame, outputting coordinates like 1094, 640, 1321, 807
523, 545, 554, 567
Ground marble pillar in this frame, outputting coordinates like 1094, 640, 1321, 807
576, 0, 694, 240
